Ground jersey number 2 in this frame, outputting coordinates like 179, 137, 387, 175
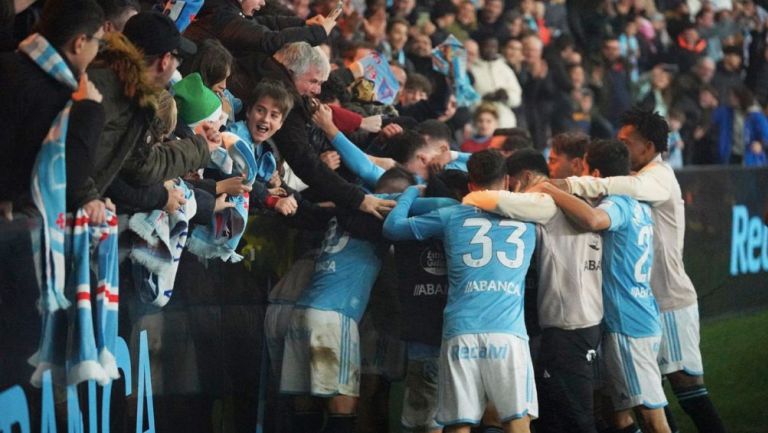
462, 218, 526, 268
634, 225, 652, 283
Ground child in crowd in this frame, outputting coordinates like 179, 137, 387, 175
745, 140, 768, 166
666, 109, 685, 169
461, 102, 505, 153
619, 17, 641, 83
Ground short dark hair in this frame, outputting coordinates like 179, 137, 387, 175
385, 130, 428, 163
731, 85, 755, 112
38, 0, 105, 51
404, 73, 433, 95
585, 139, 630, 177
97, 0, 139, 22
416, 119, 452, 142
501, 133, 533, 153
602, 34, 619, 44
620, 105, 669, 153
506, 148, 548, 177
181, 39, 233, 89
426, 169, 469, 200
551, 131, 589, 159
376, 166, 417, 191
468, 149, 506, 187
431, 0, 458, 21
386, 17, 409, 33
246, 79, 294, 117
319, 73, 351, 103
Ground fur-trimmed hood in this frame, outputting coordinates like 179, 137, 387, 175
89, 32, 160, 110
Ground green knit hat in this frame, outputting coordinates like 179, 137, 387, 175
172, 72, 222, 128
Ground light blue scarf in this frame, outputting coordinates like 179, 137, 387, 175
30, 210, 121, 387
129, 180, 196, 307
18, 33, 78, 313
188, 129, 275, 262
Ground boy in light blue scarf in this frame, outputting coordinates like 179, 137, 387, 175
175, 75, 297, 261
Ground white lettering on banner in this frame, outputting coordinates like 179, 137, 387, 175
0, 331, 154, 433
730, 205, 768, 275
464, 280, 522, 296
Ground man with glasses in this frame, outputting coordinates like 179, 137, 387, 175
0, 0, 107, 389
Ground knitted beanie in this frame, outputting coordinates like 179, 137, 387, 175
172, 72, 222, 128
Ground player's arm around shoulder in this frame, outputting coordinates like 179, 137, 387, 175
529, 182, 611, 232
462, 189, 557, 224
383, 186, 423, 241
565, 162, 672, 206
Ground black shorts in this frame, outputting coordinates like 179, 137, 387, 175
537, 325, 601, 378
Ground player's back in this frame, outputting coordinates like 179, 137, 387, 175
438, 205, 536, 340
296, 217, 384, 323
644, 159, 697, 311
599, 195, 661, 338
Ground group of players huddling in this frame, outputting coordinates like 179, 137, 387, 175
265, 106, 727, 433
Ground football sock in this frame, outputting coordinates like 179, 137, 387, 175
675, 386, 726, 433
323, 414, 356, 433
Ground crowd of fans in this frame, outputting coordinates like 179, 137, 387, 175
0, 0, 753, 432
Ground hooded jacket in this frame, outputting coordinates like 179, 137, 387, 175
86, 33, 210, 209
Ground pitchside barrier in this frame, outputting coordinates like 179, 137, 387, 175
1, 166, 766, 433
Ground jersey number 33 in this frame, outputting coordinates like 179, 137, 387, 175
462, 218, 527, 269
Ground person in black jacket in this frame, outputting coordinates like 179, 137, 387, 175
1, 0, 108, 220
184, 0, 339, 58
0, 0, 105, 391
235, 42, 396, 219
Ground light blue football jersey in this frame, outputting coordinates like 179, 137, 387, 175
405, 205, 536, 340
598, 195, 661, 338
296, 217, 384, 323
445, 152, 469, 172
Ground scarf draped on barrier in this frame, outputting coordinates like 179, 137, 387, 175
187, 129, 275, 263
18, 34, 121, 387
129, 180, 196, 307
30, 210, 121, 387
18, 33, 77, 313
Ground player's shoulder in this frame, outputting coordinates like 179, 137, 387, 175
609, 194, 652, 225
642, 157, 678, 181
600, 194, 632, 209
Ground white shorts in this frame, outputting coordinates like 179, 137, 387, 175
359, 313, 406, 380
264, 302, 295, 377
603, 333, 667, 411
401, 357, 441, 431
280, 307, 360, 397
436, 333, 537, 427
658, 304, 704, 376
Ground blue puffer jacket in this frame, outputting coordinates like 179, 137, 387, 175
712, 105, 768, 163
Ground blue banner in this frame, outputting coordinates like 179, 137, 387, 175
358, 52, 400, 105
